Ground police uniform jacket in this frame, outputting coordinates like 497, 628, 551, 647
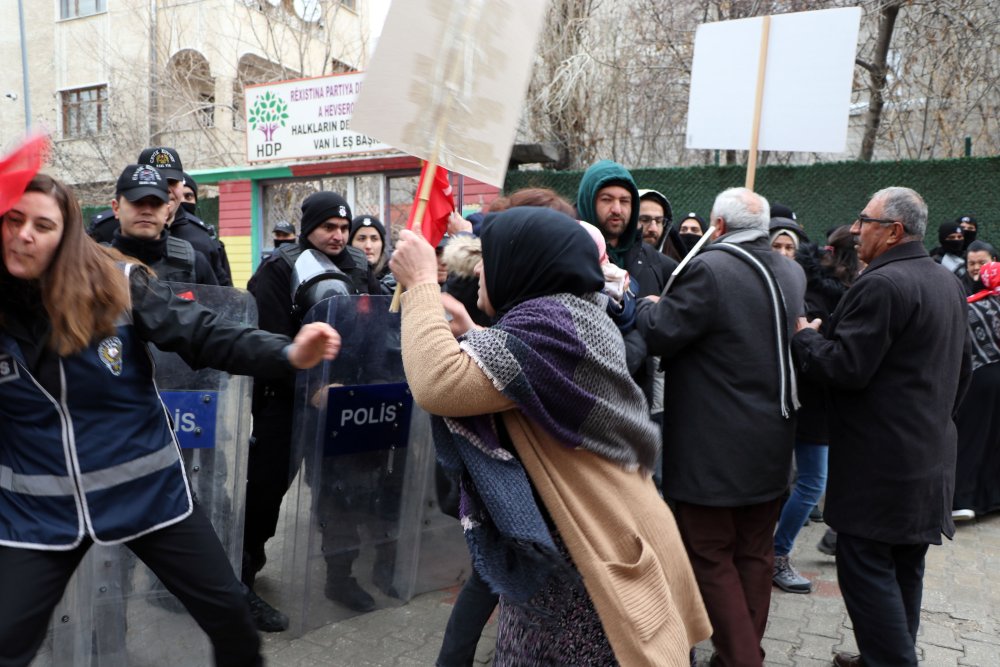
0, 266, 296, 549
249, 241, 374, 416
110, 229, 218, 285
792, 241, 972, 545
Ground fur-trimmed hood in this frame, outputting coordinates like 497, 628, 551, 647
442, 234, 481, 279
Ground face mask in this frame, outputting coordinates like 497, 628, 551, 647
942, 239, 964, 256
679, 233, 702, 254
180, 201, 197, 217
274, 238, 296, 248
963, 229, 977, 250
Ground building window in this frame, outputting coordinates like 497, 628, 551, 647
60, 0, 106, 19
61, 85, 107, 138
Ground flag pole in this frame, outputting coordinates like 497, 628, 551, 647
745, 14, 771, 192
389, 156, 439, 312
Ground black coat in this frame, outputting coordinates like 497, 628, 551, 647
624, 240, 676, 298
636, 235, 806, 506
792, 241, 972, 544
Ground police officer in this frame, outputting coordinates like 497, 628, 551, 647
256, 220, 297, 265
243, 191, 375, 631
91, 148, 233, 286
106, 165, 217, 285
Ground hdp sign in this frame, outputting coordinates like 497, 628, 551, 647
323, 382, 413, 457
160, 391, 218, 449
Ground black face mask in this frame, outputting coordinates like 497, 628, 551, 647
963, 229, 977, 250
180, 201, 197, 217
942, 239, 965, 256
678, 233, 703, 254
274, 238, 296, 248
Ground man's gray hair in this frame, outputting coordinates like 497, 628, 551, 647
873, 186, 927, 238
710, 187, 770, 233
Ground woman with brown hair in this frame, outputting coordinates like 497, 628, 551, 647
0, 174, 340, 666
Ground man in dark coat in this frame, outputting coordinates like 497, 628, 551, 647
635, 187, 806, 666
793, 187, 972, 667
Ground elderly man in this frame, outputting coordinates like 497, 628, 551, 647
635, 187, 806, 666
793, 187, 971, 667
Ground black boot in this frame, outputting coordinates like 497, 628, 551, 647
325, 576, 376, 612
243, 584, 288, 632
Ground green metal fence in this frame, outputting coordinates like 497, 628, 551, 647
505, 156, 1000, 247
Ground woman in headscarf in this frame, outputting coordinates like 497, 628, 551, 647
953, 262, 1000, 521
349, 214, 394, 293
0, 174, 339, 666
390, 207, 710, 666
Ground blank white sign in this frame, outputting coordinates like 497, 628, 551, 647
686, 7, 862, 154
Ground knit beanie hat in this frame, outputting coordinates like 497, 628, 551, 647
349, 214, 386, 244
300, 191, 352, 238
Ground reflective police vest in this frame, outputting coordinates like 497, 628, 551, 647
0, 268, 191, 549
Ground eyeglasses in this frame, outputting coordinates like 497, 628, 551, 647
638, 215, 666, 225
856, 213, 898, 225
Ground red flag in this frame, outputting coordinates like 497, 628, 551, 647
406, 162, 454, 247
0, 133, 50, 217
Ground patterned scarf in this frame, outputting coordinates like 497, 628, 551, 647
433, 292, 659, 603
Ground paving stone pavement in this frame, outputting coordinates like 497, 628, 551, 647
259, 512, 1000, 666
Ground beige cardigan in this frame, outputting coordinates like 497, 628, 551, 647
401, 284, 711, 666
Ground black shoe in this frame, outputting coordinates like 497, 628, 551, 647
810, 505, 825, 522
832, 652, 863, 666
245, 588, 289, 632
817, 528, 837, 556
325, 577, 376, 612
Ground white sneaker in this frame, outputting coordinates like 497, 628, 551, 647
952, 509, 976, 521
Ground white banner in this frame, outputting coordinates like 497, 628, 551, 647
244, 72, 391, 163
686, 7, 862, 154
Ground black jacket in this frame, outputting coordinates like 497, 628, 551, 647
91, 209, 232, 286
248, 242, 372, 412
636, 234, 806, 506
110, 230, 218, 286
792, 241, 972, 544
793, 242, 850, 443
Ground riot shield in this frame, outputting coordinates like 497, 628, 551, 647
31, 283, 255, 667
279, 294, 468, 636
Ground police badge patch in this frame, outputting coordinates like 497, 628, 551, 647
0, 354, 19, 384
98, 337, 124, 376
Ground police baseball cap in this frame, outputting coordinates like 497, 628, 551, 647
116, 165, 169, 203
137, 147, 184, 182
273, 220, 296, 235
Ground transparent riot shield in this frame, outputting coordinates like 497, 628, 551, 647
279, 294, 468, 636
32, 283, 255, 667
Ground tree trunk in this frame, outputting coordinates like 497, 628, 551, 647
858, 2, 902, 162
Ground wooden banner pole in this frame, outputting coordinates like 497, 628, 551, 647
745, 14, 771, 192
388, 159, 439, 312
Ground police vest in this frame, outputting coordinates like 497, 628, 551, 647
0, 267, 192, 549
103, 236, 198, 284
274, 243, 369, 294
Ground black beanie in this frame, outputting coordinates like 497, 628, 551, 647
181, 172, 198, 200
349, 215, 386, 244
300, 191, 352, 238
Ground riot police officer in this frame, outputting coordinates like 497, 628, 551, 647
243, 191, 376, 631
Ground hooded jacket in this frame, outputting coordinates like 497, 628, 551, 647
576, 161, 677, 299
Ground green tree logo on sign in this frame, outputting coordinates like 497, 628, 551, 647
248, 91, 289, 142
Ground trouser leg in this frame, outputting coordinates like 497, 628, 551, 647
733, 499, 781, 642
675, 502, 763, 667
774, 443, 828, 556
128, 508, 262, 667
0, 542, 90, 667
436, 567, 499, 667
836, 532, 922, 667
